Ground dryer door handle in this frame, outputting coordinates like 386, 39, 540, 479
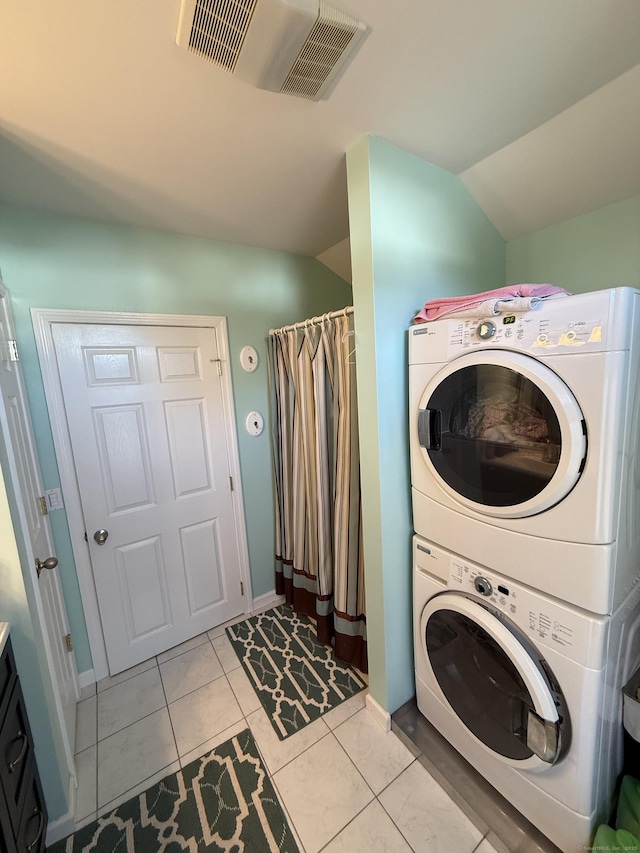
418, 408, 441, 450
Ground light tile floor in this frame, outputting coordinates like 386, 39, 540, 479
73, 611, 498, 853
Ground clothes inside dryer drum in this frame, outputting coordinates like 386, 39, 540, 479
426, 609, 535, 760
422, 364, 562, 507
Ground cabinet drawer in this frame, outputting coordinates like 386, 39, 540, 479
0, 685, 34, 837
0, 642, 18, 728
16, 770, 46, 853
0, 771, 18, 853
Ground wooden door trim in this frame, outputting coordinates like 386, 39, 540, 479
32, 309, 253, 681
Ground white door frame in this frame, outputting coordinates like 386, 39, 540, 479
0, 281, 79, 829
32, 309, 253, 682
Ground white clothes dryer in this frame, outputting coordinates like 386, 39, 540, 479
412, 534, 640, 853
409, 287, 640, 614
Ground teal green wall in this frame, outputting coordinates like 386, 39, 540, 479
0, 204, 351, 674
507, 196, 640, 292
347, 136, 506, 713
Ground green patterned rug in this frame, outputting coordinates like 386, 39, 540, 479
47, 729, 299, 852
226, 605, 367, 740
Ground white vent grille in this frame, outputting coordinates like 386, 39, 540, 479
177, 0, 367, 99
280, 1, 362, 99
186, 0, 259, 72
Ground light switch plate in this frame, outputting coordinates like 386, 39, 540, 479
45, 488, 64, 511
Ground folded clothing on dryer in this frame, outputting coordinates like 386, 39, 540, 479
413, 284, 570, 323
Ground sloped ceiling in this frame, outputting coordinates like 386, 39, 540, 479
0, 0, 639, 258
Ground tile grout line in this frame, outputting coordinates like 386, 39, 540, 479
242, 682, 367, 780
256, 740, 308, 853
267, 705, 423, 852
160, 634, 241, 766
374, 779, 419, 853
95, 696, 169, 745
314, 721, 418, 852
98, 759, 182, 817
93, 656, 176, 816
96, 644, 254, 814
76, 622, 419, 851
97, 645, 224, 748
271, 728, 368, 853
96, 658, 159, 695
75, 630, 247, 828
155, 646, 179, 764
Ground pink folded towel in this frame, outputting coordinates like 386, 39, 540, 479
413, 284, 570, 323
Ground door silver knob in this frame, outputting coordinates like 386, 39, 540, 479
35, 556, 58, 578
93, 529, 109, 545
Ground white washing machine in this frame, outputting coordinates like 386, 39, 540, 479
413, 534, 640, 853
409, 287, 640, 614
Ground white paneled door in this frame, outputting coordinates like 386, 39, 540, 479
0, 284, 78, 782
51, 322, 246, 674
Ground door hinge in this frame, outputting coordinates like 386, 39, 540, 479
240, 582, 244, 596
64, 633, 74, 652
229, 476, 233, 491
38, 496, 48, 516
210, 358, 222, 376
8, 339, 19, 362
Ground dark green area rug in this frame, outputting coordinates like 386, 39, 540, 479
47, 729, 299, 852
226, 605, 367, 740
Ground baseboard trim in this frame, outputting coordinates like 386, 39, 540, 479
77, 668, 96, 691
45, 777, 76, 847
252, 590, 285, 613
366, 693, 392, 732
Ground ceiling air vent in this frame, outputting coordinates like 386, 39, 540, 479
178, 0, 260, 73
280, 1, 365, 99
176, 0, 367, 100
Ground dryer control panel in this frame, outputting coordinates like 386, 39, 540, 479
409, 287, 639, 364
452, 310, 605, 355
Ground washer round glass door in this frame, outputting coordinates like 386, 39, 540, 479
416, 351, 587, 518
420, 593, 565, 765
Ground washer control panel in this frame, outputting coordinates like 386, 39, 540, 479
474, 576, 493, 596
447, 554, 603, 668
413, 535, 607, 668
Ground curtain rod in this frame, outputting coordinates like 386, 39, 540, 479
269, 306, 354, 335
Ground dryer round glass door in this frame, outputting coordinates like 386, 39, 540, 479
420, 593, 566, 766
416, 350, 587, 518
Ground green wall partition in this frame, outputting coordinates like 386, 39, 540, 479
0, 204, 351, 675
506, 196, 640, 292
347, 136, 505, 714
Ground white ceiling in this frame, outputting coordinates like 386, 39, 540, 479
1, 0, 639, 260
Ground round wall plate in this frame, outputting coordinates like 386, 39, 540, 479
240, 345, 259, 372
246, 411, 264, 436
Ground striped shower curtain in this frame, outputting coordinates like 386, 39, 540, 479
267, 309, 367, 672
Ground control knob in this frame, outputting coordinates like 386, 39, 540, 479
474, 576, 493, 596
476, 321, 496, 341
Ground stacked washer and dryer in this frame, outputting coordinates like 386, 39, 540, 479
409, 287, 640, 852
